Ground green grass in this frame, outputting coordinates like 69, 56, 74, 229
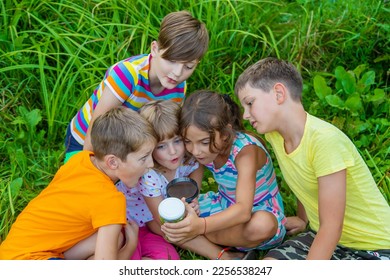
0, 0, 389, 258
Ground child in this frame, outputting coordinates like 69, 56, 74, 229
0, 107, 156, 260
161, 90, 286, 259
64, 11, 209, 162
116, 100, 203, 260
234, 57, 390, 260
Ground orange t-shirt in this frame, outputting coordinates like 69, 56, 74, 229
0, 151, 126, 259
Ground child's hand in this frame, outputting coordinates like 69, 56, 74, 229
123, 220, 139, 248
161, 201, 203, 244
118, 220, 139, 260
189, 197, 200, 216
285, 216, 307, 235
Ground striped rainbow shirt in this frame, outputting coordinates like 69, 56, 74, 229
70, 54, 186, 145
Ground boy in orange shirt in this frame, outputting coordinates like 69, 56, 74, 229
0, 107, 156, 260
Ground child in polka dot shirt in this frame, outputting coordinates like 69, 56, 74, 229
116, 100, 203, 259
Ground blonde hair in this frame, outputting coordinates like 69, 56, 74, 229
139, 100, 181, 142
91, 107, 156, 161
158, 11, 209, 62
140, 100, 190, 170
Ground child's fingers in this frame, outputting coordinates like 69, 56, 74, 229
161, 227, 191, 239
184, 201, 197, 215
162, 218, 189, 230
124, 221, 139, 237
128, 220, 138, 228
190, 203, 200, 215
189, 201, 199, 208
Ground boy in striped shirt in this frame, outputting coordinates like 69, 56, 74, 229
65, 11, 209, 162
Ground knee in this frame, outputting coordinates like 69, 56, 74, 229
244, 212, 278, 243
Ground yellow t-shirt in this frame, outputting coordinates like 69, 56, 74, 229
266, 113, 390, 250
0, 151, 126, 259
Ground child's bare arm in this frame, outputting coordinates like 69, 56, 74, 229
84, 87, 122, 151
162, 145, 263, 242
94, 224, 123, 259
233, 145, 265, 220
307, 169, 346, 259
117, 221, 139, 260
64, 232, 97, 260
144, 195, 165, 236
285, 200, 308, 235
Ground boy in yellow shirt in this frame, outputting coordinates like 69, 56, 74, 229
235, 57, 390, 260
0, 107, 156, 260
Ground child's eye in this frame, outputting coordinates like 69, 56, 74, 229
156, 144, 166, 150
185, 65, 194, 70
140, 156, 147, 162
174, 138, 183, 144
246, 100, 254, 106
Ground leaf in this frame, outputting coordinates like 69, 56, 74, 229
343, 72, 356, 95
313, 75, 332, 100
9, 178, 23, 199
15, 106, 42, 132
367, 88, 385, 103
325, 95, 345, 109
353, 64, 367, 79
356, 122, 370, 133
27, 110, 42, 130
345, 94, 363, 114
335, 79, 343, 92
335, 66, 347, 80
335, 66, 356, 95
360, 71, 375, 87
358, 135, 370, 148
11, 117, 26, 126
380, 118, 390, 126
13, 33, 29, 50
331, 116, 346, 130
358, 71, 375, 92
7, 178, 23, 216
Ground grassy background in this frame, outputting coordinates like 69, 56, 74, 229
0, 0, 389, 258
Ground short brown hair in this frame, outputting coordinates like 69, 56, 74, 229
235, 57, 303, 102
91, 107, 156, 161
158, 11, 209, 62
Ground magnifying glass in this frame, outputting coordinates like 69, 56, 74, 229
166, 177, 199, 203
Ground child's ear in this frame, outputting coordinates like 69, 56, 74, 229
151, 41, 159, 57
105, 155, 119, 169
274, 83, 287, 104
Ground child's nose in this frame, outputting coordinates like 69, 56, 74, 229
191, 145, 201, 156
147, 157, 154, 169
168, 144, 176, 155
242, 108, 250, 119
172, 63, 184, 77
